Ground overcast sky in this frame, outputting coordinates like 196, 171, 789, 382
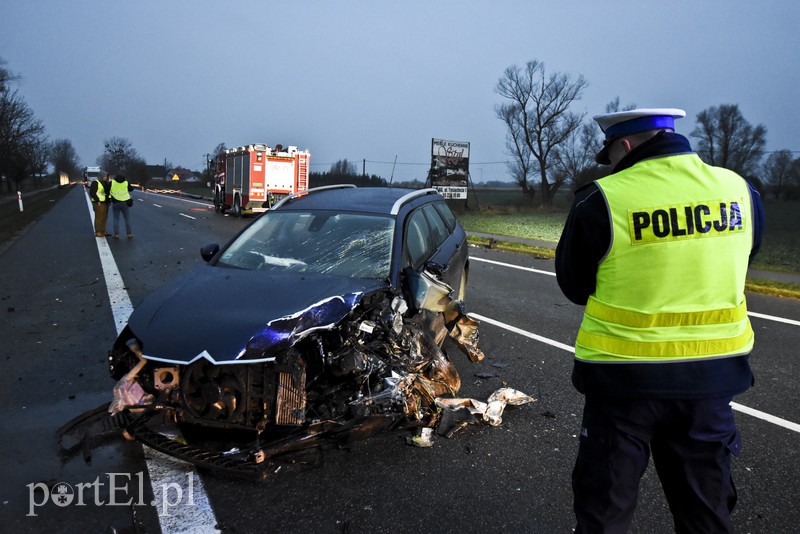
2, 1, 797, 182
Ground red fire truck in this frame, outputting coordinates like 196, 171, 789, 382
212, 143, 310, 216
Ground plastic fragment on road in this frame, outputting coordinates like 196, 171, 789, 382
108, 355, 149, 416
484, 388, 536, 426
434, 387, 536, 435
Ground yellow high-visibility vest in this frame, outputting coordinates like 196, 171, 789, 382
576, 153, 754, 363
110, 180, 131, 202
93, 179, 107, 202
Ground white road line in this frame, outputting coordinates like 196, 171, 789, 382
730, 402, 800, 433
471, 254, 798, 326
179, 213, 196, 220
153, 204, 162, 208
143, 190, 212, 207
84, 191, 220, 534
470, 312, 574, 353
471, 256, 556, 276
469, 311, 800, 434
747, 311, 800, 326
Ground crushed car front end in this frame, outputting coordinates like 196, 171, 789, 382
65, 187, 494, 478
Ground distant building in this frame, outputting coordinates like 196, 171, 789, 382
166, 167, 197, 182
146, 164, 167, 181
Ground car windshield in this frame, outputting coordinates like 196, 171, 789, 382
217, 210, 394, 279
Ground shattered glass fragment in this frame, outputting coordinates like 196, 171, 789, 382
406, 427, 434, 447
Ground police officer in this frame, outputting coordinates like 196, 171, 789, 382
89, 173, 111, 237
555, 108, 764, 533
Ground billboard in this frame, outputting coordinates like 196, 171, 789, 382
430, 138, 469, 199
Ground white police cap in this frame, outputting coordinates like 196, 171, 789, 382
593, 108, 686, 164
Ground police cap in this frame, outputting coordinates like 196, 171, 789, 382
593, 108, 686, 164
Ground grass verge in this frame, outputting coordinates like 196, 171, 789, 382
467, 235, 555, 259
745, 279, 800, 300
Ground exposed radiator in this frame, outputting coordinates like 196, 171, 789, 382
275, 370, 306, 426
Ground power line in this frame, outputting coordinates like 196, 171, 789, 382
309, 150, 800, 169
310, 159, 511, 167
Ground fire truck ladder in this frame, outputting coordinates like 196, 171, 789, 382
297, 155, 309, 191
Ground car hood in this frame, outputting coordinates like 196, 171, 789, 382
126, 265, 388, 364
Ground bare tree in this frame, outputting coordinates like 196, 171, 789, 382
495, 60, 588, 206
552, 98, 638, 192
792, 158, 800, 199
690, 104, 766, 176
603, 97, 637, 114
497, 103, 536, 201
97, 136, 143, 175
29, 135, 49, 175
49, 138, 81, 180
554, 122, 603, 191
0, 58, 48, 191
329, 159, 357, 176
762, 149, 794, 200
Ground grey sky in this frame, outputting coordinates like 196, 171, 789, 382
2, 1, 797, 182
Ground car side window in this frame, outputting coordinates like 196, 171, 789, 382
433, 201, 457, 232
421, 204, 449, 249
406, 209, 433, 269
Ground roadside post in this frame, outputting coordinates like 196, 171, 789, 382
17, 191, 23, 212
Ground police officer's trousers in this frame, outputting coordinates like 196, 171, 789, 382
572, 396, 739, 533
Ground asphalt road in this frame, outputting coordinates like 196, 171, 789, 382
1, 184, 798, 533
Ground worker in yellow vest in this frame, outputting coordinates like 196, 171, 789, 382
109, 174, 135, 239
556, 108, 764, 533
89, 173, 111, 237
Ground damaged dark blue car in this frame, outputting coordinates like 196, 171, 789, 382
97, 185, 485, 477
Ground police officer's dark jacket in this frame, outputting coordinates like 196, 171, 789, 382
556, 131, 764, 399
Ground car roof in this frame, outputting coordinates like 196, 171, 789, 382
276, 186, 441, 215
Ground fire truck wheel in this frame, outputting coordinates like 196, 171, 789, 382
233, 194, 242, 218
214, 190, 222, 213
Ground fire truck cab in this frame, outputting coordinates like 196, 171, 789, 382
212, 143, 310, 216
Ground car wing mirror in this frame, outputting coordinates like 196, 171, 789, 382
200, 243, 220, 262
423, 260, 448, 277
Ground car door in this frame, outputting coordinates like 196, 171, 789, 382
404, 202, 466, 292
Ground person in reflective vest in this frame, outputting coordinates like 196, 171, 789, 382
109, 175, 135, 239
556, 108, 764, 533
89, 174, 111, 237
